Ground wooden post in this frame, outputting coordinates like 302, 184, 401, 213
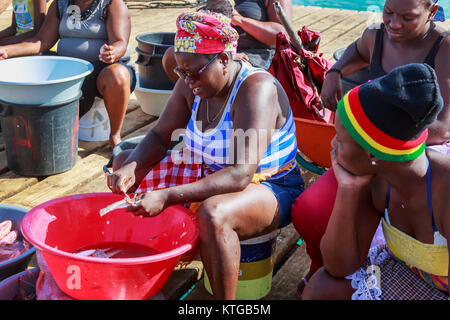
273, 1, 303, 52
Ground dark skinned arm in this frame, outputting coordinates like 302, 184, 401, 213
99, 0, 130, 64
321, 27, 376, 111
231, 0, 292, 47
320, 148, 381, 278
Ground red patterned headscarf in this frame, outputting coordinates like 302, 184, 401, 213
174, 10, 239, 54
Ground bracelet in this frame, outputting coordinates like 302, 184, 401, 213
326, 68, 343, 78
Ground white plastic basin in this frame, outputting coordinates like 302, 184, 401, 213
0, 56, 93, 105
134, 75, 172, 116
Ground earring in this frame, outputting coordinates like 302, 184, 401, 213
371, 160, 377, 166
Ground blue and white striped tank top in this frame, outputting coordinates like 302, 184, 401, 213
184, 62, 298, 180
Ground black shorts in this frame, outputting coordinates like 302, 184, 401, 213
79, 61, 136, 117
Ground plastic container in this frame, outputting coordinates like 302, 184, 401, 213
21, 193, 199, 300
0, 204, 36, 281
294, 116, 335, 168
0, 267, 40, 300
79, 97, 110, 142
135, 32, 175, 90
333, 48, 370, 94
134, 76, 172, 116
0, 93, 81, 176
204, 230, 279, 299
0, 56, 93, 105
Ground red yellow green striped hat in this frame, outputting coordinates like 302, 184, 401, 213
337, 63, 443, 162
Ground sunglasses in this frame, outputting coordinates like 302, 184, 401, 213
173, 53, 219, 81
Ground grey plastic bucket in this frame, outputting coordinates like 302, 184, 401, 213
135, 32, 175, 90
333, 48, 370, 94
0, 93, 81, 177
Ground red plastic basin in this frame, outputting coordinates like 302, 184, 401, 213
21, 193, 199, 300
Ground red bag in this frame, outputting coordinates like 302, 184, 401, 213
268, 26, 334, 123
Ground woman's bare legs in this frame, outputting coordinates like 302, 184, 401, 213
97, 63, 131, 148
197, 183, 280, 300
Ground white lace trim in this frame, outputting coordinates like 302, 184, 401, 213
345, 246, 390, 300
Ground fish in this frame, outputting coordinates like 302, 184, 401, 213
0, 220, 13, 240
0, 219, 30, 263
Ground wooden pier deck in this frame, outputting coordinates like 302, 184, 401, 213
0, 4, 448, 300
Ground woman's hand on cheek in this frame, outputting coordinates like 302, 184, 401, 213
330, 147, 374, 189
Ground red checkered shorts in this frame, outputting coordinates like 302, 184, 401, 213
135, 148, 215, 193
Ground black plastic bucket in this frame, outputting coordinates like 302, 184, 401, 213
0, 93, 81, 177
333, 48, 370, 94
135, 32, 175, 90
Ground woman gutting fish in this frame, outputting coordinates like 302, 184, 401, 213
107, 9, 304, 299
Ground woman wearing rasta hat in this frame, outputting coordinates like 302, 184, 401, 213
108, 10, 304, 299
301, 63, 450, 300
291, 0, 450, 295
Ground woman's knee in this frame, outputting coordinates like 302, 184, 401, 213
197, 199, 231, 237
97, 64, 130, 93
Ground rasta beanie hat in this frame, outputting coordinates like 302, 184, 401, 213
337, 63, 443, 162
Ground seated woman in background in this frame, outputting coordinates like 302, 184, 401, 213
0, 0, 136, 148
162, 0, 292, 83
302, 63, 449, 300
231, 0, 292, 69
107, 10, 304, 299
291, 0, 449, 296
0, 0, 46, 45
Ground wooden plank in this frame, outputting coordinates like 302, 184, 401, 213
318, 13, 369, 49
0, 151, 111, 208
0, 118, 157, 203
263, 242, 311, 300
291, 7, 339, 30
0, 0, 11, 16
307, 9, 356, 33
184, 223, 301, 300
0, 171, 38, 201
0, 7, 11, 28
